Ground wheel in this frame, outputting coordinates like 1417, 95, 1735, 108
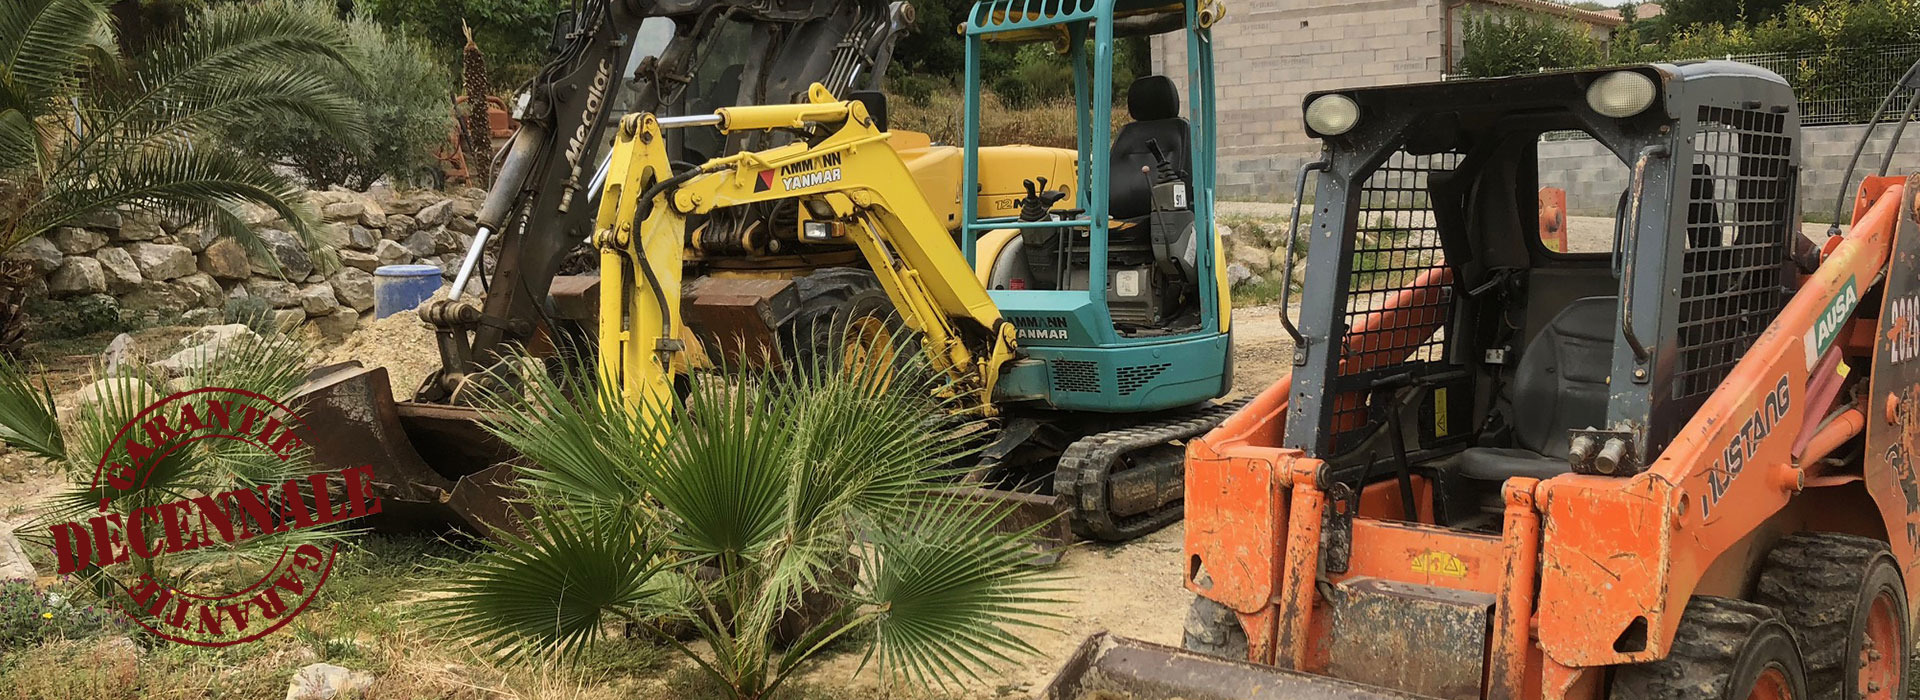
1610, 597, 1809, 700
781, 268, 911, 377
1754, 533, 1910, 700
1181, 592, 1249, 661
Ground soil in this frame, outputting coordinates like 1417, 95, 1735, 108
319, 309, 441, 399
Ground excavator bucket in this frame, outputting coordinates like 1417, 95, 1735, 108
293, 362, 526, 537
1045, 633, 1431, 700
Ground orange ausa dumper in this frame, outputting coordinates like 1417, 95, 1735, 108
1047, 60, 1920, 700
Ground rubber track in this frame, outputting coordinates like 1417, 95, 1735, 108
1609, 596, 1785, 700
1752, 532, 1893, 699
1055, 397, 1251, 541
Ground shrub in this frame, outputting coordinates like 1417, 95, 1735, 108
354, 0, 567, 87
24, 295, 128, 341
0, 580, 126, 654
888, 89, 1126, 149
223, 296, 276, 334
229, 10, 453, 190
1456, 9, 1603, 78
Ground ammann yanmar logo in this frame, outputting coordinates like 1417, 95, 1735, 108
44, 387, 382, 646
755, 152, 844, 192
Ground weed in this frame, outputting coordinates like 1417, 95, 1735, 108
0, 579, 129, 655
24, 295, 130, 341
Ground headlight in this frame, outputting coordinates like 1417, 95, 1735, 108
1305, 94, 1360, 136
1586, 71, 1657, 118
802, 220, 835, 240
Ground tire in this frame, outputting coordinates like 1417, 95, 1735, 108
780, 268, 909, 375
1610, 596, 1809, 700
1181, 593, 1249, 661
1753, 533, 1910, 700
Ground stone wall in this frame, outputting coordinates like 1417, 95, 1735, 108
8, 187, 489, 338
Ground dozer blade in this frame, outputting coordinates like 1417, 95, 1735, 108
1045, 633, 1435, 700
294, 362, 526, 537
946, 486, 1073, 566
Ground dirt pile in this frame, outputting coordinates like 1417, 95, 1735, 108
321, 309, 439, 397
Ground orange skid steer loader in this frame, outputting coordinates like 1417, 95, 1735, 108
1047, 60, 1920, 699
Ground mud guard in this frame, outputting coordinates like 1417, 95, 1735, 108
1044, 633, 1434, 700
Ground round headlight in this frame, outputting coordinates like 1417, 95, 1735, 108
1586, 71, 1657, 118
1305, 94, 1360, 136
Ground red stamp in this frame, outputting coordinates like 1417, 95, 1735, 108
42, 387, 382, 646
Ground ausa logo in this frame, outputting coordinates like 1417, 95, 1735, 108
773, 153, 843, 191
1806, 277, 1859, 369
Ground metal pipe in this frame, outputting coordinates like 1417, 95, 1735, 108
448, 224, 494, 301
475, 123, 545, 229
1618, 144, 1669, 365
1278, 160, 1326, 359
656, 113, 724, 128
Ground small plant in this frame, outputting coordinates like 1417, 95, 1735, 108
24, 296, 129, 341
432, 340, 1059, 699
223, 296, 276, 334
0, 579, 126, 654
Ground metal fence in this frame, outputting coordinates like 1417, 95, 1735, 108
1717, 44, 1920, 126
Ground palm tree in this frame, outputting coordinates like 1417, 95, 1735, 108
432, 347, 1061, 699
0, 0, 363, 254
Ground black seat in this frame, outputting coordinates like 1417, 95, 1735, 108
1108, 75, 1190, 220
1458, 296, 1616, 481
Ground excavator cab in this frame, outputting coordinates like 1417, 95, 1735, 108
960, 0, 1232, 414
1050, 60, 1920, 700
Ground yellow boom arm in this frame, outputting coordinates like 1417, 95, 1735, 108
592, 84, 1021, 414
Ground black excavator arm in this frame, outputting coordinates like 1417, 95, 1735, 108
417, 0, 913, 402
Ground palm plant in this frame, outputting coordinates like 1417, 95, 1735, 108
0, 328, 337, 637
0, 0, 363, 255
432, 345, 1061, 699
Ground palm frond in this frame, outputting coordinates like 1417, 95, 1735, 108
12, 144, 317, 252
0, 108, 39, 174
427, 509, 667, 662
861, 494, 1066, 688
651, 372, 795, 560
0, 355, 65, 462
0, 0, 111, 120
474, 359, 663, 525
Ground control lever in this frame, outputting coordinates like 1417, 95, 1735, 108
1017, 177, 1068, 222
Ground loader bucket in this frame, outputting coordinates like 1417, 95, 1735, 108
1045, 633, 1433, 700
293, 362, 527, 537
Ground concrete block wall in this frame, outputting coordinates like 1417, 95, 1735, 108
1154, 0, 1449, 201
1538, 123, 1920, 219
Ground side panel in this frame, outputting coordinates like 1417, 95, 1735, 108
1866, 174, 1920, 614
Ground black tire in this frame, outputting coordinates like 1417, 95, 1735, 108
1181, 593, 1249, 661
1753, 533, 1910, 700
1610, 596, 1809, 700
780, 268, 908, 374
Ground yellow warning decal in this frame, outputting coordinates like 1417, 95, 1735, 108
1433, 387, 1449, 437
1411, 550, 1468, 578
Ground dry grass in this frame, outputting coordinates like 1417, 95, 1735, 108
889, 90, 1125, 149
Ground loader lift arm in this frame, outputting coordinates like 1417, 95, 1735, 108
593, 85, 1022, 412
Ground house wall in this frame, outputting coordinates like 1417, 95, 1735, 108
1151, 0, 1449, 201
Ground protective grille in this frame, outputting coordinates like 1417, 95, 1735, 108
1673, 106, 1793, 400
1330, 150, 1460, 451
1052, 360, 1101, 393
1116, 363, 1170, 396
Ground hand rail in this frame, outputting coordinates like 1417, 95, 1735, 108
1279, 160, 1328, 363
1618, 144, 1669, 368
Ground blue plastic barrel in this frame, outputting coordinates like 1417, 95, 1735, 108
373, 264, 443, 319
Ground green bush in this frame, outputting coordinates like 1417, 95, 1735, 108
229, 7, 453, 190
1456, 10, 1603, 78
0, 580, 126, 654
989, 38, 1146, 109
25, 295, 128, 340
224, 296, 276, 334
354, 0, 567, 87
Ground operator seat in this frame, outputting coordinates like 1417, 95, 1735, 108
1108, 75, 1190, 220
1458, 296, 1616, 481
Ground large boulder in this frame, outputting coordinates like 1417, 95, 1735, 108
313, 307, 360, 339
298, 283, 336, 316
413, 199, 453, 228
431, 227, 467, 255
339, 249, 380, 273
313, 224, 351, 250
48, 257, 107, 296
177, 223, 218, 252
125, 242, 195, 281
329, 268, 375, 311
358, 198, 387, 229
401, 230, 436, 258
321, 200, 365, 222
383, 214, 415, 241
153, 324, 258, 377
121, 279, 199, 317
245, 279, 300, 308
374, 239, 411, 266
49, 227, 107, 254
8, 236, 64, 274
114, 211, 164, 241
249, 229, 315, 279
74, 376, 150, 410
177, 273, 224, 308
345, 225, 377, 250
380, 191, 440, 217
94, 246, 143, 293
271, 309, 305, 332
199, 238, 251, 280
